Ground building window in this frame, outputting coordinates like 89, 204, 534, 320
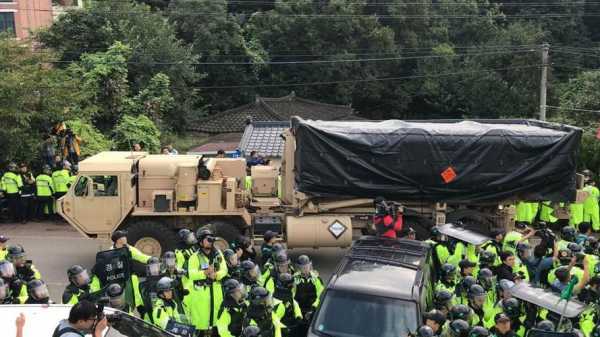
0, 12, 15, 36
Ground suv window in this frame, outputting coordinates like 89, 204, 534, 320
313, 289, 418, 337
74, 176, 89, 197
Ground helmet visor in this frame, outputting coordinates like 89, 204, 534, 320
33, 283, 49, 300
0, 262, 15, 278
10, 255, 26, 266
185, 233, 198, 245
232, 283, 247, 302
249, 265, 260, 280
163, 257, 177, 269
0, 284, 7, 299
147, 263, 161, 276
74, 270, 90, 287
228, 254, 239, 267
110, 294, 125, 308
299, 263, 312, 275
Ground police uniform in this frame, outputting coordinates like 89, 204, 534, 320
185, 248, 228, 331
61, 283, 90, 305
35, 173, 54, 218
294, 271, 324, 315
152, 298, 186, 330
273, 297, 302, 336
1, 170, 23, 221
583, 184, 600, 231
217, 298, 248, 337
51, 168, 70, 200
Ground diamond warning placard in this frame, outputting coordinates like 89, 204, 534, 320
441, 166, 457, 183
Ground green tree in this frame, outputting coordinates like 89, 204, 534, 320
65, 119, 113, 157
127, 73, 175, 130
0, 36, 82, 164
37, 0, 201, 131
114, 114, 162, 153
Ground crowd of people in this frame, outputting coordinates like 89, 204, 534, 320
0, 229, 324, 337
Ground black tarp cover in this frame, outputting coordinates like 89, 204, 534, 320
292, 118, 581, 203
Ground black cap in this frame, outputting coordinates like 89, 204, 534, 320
459, 259, 476, 269
424, 309, 447, 325
495, 313, 510, 323
111, 230, 128, 242
0, 235, 8, 243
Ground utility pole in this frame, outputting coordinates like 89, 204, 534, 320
539, 43, 550, 121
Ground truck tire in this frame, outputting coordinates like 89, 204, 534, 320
446, 210, 494, 236
126, 220, 178, 257
201, 220, 244, 245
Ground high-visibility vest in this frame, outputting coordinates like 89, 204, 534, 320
35, 174, 54, 197
52, 169, 70, 193
1, 172, 22, 194
583, 185, 600, 231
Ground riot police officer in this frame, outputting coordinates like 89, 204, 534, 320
245, 287, 282, 337
62, 265, 91, 304
434, 289, 455, 315
489, 313, 515, 337
106, 283, 134, 314
224, 249, 242, 281
25, 279, 51, 304
450, 304, 473, 324
138, 256, 162, 321
241, 260, 262, 292
0, 260, 25, 303
294, 255, 324, 321
175, 228, 198, 269
436, 263, 458, 293
110, 230, 151, 264
418, 325, 435, 337
534, 320, 555, 332
424, 309, 447, 336
447, 319, 470, 337
479, 251, 498, 272
152, 277, 186, 330
7, 245, 41, 282
217, 279, 248, 337
272, 273, 302, 337
467, 285, 491, 327
469, 326, 490, 337
481, 229, 505, 267
264, 251, 293, 294
501, 298, 525, 337
456, 276, 477, 305
477, 268, 496, 313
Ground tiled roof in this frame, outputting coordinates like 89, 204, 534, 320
188, 142, 240, 153
239, 121, 290, 158
192, 92, 355, 134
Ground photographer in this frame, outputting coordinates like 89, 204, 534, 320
53, 300, 107, 337
373, 197, 403, 239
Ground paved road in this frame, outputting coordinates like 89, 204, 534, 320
0, 221, 346, 303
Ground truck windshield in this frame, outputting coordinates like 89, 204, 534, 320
312, 290, 418, 337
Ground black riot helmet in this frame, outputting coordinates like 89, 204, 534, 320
561, 226, 577, 242
242, 326, 262, 337
536, 320, 555, 332
460, 276, 477, 292
417, 326, 435, 337
0, 260, 15, 279
434, 289, 453, 310
273, 251, 291, 273
162, 251, 177, 269
450, 304, 471, 321
178, 229, 197, 246
196, 228, 215, 243
468, 284, 486, 298
241, 260, 260, 281
249, 286, 272, 309
441, 263, 457, 283
223, 278, 242, 295
7, 245, 26, 260
469, 326, 490, 337
479, 251, 496, 267
67, 265, 90, 287
28, 279, 49, 301
223, 278, 246, 303
477, 268, 495, 290
107, 283, 125, 309
146, 256, 161, 276
501, 298, 521, 318
449, 319, 470, 337
156, 277, 174, 299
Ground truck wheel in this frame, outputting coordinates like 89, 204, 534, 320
201, 220, 244, 245
446, 210, 494, 236
127, 221, 177, 257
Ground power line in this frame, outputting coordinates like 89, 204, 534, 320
16, 7, 600, 18
195, 64, 541, 89
38, 49, 535, 66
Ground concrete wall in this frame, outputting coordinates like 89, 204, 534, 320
0, 0, 53, 39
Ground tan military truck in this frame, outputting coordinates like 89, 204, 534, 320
58, 118, 583, 255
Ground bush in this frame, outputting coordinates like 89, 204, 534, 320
113, 114, 161, 153
65, 119, 113, 157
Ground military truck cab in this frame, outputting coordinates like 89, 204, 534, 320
58, 152, 251, 255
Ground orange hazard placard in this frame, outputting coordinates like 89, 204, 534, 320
441, 166, 457, 183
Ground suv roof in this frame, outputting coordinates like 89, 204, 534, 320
329, 236, 431, 300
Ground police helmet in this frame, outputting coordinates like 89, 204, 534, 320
107, 283, 124, 298
28, 279, 49, 300
156, 277, 174, 293
479, 251, 496, 266
501, 298, 521, 318
417, 326, 435, 337
296, 255, 311, 267
434, 289, 453, 307
461, 276, 477, 291
449, 319, 470, 337
196, 228, 214, 243
584, 237, 599, 254
468, 284, 486, 299
430, 227, 441, 237
554, 266, 571, 282
7, 245, 25, 260
477, 268, 494, 288
516, 242, 531, 253
424, 309, 447, 325
469, 326, 490, 337
567, 243, 583, 254
223, 249, 236, 260
67, 265, 90, 287
242, 326, 262, 337
498, 279, 515, 293
272, 243, 285, 253
42, 164, 52, 174
0, 260, 15, 278
441, 263, 457, 278
558, 249, 573, 265
146, 256, 161, 276
536, 320, 555, 332
223, 279, 242, 295
7, 162, 17, 171
277, 273, 294, 289
178, 229, 197, 245
273, 251, 290, 265
450, 304, 471, 321
241, 259, 257, 272
249, 286, 271, 307
67, 265, 85, 278
111, 230, 128, 243
561, 226, 576, 242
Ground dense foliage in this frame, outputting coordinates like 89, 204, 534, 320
2, 0, 600, 170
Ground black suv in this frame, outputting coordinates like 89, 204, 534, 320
308, 236, 434, 337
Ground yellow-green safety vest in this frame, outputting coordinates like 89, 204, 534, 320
52, 169, 71, 193
35, 174, 54, 197
1, 172, 23, 194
